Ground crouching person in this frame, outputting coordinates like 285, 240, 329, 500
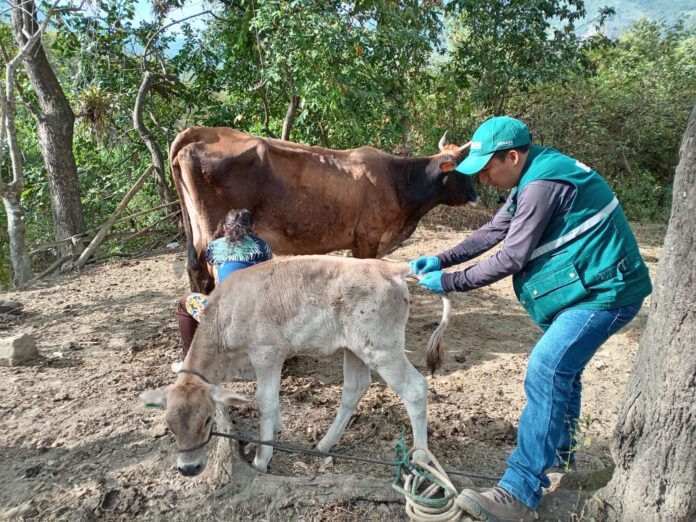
175, 208, 272, 368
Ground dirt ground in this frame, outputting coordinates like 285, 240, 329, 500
0, 207, 665, 521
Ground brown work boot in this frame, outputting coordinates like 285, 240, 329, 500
457, 486, 534, 521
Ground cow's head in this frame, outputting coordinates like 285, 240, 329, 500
140, 379, 248, 476
433, 132, 479, 207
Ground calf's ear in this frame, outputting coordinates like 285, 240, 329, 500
211, 386, 249, 408
140, 387, 169, 409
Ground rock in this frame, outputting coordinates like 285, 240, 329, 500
53, 391, 71, 402
149, 424, 168, 439
60, 341, 80, 351
319, 456, 333, 472
0, 300, 23, 315
292, 460, 309, 473
0, 333, 38, 366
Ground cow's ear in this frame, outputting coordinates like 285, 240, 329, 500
140, 387, 169, 409
211, 386, 249, 408
439, 160, 457, 172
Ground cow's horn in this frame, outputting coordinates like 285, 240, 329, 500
458, 141, 472, 153
438, 131, 448, 151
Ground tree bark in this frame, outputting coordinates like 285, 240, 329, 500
10, 1, 86, 252
595, 103, 696, 520
1, 193, 33, 287
281, 69, 299, 141
281, 95, 300, 141
133, 72, 175, 205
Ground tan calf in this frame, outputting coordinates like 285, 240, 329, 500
141, 256, 449, 476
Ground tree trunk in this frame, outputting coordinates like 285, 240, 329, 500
133, 72, 175, 205
10, 1, 86, 251
596, 103, 696, 520
281, 94, 300, 141
1, 193, 33, 287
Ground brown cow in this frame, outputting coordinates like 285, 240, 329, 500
170, 127, 477, 292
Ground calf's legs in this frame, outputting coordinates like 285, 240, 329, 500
317, 349, 371, 452
375, 353, 429, 463
252, 361, 283, 472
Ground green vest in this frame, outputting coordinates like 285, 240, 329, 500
511, 145, 652, 330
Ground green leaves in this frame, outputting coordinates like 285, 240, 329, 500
446, 0, 586, 114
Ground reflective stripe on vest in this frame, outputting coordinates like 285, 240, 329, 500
528, 196, 619, 261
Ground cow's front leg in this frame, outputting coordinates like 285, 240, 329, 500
252, 361, 283, 472
351, 228, 381, 259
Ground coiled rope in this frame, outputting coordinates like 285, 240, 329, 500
392, 433, 482, 521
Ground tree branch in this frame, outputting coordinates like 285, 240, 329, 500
141, 10, 213, 67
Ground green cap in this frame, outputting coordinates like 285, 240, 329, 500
455, 116, 531, 175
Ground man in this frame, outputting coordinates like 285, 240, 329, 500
411, 116, 652, 521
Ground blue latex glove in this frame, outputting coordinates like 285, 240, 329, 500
409, 256, 441, 275
419, 271, 445, 294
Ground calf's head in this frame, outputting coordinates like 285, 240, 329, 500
140, 381, 248, 476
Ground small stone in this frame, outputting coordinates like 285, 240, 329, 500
319, 456, 333, 472
0, 333, 39, 366
149, 424, 167, 438
0, 300, 23, 315
292, 460, 309, 472
60, 341, 79, 351
53, 391, 71, 402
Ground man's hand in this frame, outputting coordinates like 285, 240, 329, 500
418, 271, 445, 294
409, 256, 441, 275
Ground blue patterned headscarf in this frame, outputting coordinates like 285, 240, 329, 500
205, 236, 273, 265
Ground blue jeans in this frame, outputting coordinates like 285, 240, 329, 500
499, 300, 643, 509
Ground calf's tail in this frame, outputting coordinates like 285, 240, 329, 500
392, 261, 450, 374
426, 296, 450, 375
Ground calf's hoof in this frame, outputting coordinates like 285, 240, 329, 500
412, 449, 430, 465
252, 457, 268, 473
315, 439, 334, 453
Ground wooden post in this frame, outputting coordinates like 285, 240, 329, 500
75, 165, 154, 269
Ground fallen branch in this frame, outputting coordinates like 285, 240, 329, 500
26, 253, 72, 284
105, 209, 180, 247
29, 234, 90, 255
111, 199, 179, 226
75, 165, 154, 269
28, 200, 180, 255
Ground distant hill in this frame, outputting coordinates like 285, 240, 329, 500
579, 0, 696, 38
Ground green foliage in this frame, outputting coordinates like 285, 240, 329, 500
445, 0, 587, 114
172, 0, 443, 150
0, 1, 693, 287
510, 19, 695, 221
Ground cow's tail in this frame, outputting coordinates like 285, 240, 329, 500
426, 296, 450, 375
169, 131, 200, 276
